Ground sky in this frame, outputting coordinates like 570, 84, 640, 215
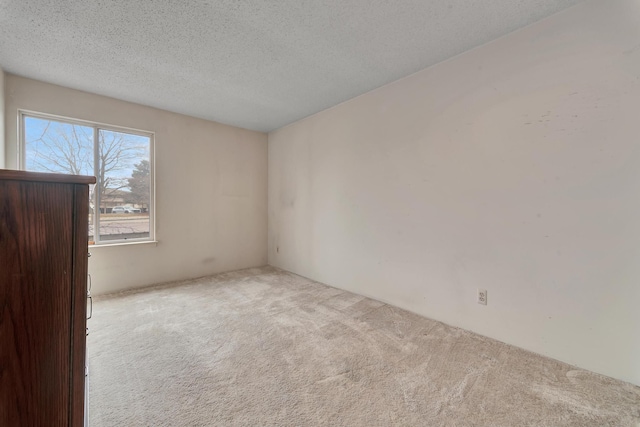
24, 115, 150, 183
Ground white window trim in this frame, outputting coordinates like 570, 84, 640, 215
18, 109, 156, 246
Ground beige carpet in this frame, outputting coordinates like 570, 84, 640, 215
88, 267, 640, 426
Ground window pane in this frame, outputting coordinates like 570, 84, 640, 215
23, 117, 97, 242
24, 116, 94, 175
23, 113, 154, 245
98, 129, 151, 242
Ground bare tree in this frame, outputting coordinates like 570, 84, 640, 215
26, 120, 147, 211
28, 121, 93, 175
97, 129, 147, 209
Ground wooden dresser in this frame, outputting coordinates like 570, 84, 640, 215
0, 169, 96, 427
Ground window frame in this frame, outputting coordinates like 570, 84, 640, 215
18, 109, 156, 246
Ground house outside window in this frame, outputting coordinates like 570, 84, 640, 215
20, 111, 154, 245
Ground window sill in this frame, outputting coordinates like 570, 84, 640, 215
89, 240, 158, 249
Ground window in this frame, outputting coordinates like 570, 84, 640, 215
20, 111, 154, 245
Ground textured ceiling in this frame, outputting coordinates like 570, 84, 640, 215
0, 0, 585, 132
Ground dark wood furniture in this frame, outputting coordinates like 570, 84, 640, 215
0, 169, 96, 427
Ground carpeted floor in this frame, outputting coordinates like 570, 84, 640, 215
87, 267, 640, 426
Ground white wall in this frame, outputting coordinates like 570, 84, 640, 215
0, 68, 5, 168
5, 74, 268, 295
268, 0, 640, 386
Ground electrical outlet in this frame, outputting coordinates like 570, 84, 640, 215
478, 289, 487, 305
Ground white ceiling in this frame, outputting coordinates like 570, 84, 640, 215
0, 0, 585, 132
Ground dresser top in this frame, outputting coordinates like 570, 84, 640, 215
0, 169, 96, 185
